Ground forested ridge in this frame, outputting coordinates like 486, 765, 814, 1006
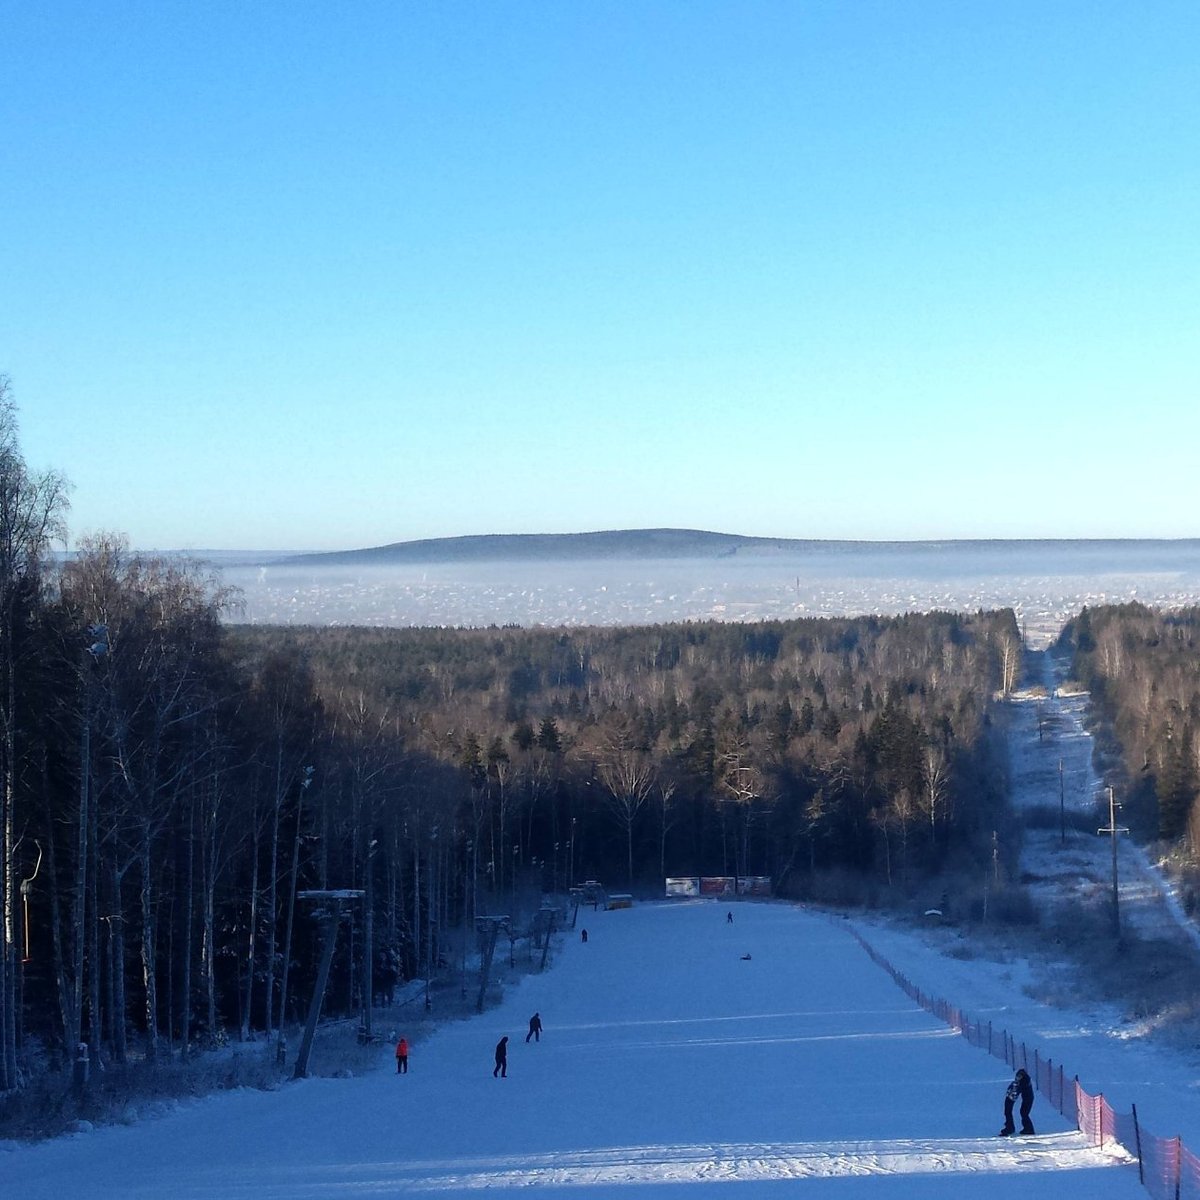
1060, 603, 1200, 845
231, 612, 1020, 906
0, 386, 1022, 1103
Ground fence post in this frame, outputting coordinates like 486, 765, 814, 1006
1098, 1095, 1104, 1149
1131, 1103, 1144, 1185
1073, 1077, 1081, 1132
1176, 1135, 1183, 1200
1034, 1048, 1040, 1086
1058, 1065, 1064, 1116
988, 1021, 992, 1056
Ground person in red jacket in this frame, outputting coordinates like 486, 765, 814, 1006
395, 1037, 408, 1074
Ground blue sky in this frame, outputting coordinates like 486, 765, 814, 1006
4, 2, 1198, 551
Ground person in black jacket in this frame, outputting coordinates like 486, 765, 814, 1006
526, 1012, 542, 1043
1000, 1068, 1035, 1136
493, 1036, 509, 1078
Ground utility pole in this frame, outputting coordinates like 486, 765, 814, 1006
1098, 787, 1128, 939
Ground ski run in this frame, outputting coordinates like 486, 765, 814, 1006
5, 646, 1200, 1198
1, 899, 1147, 1198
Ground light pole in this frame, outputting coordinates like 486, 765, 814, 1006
569, 819, 577, 889
461, 839, 473, 999
425, 827, 437, 1012
1059, 759, 1065, 846
277, 765, 313, 1066
467, 839, 476, 923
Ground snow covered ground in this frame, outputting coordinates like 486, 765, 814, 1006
2, 901, 1141, 1198
842, 645, 1200, 1183
1007, 648, 1200, 953
7, 643, 1199, 1197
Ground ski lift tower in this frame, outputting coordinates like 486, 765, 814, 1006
474, 915, 510, 1013
293, 889, 364, 1080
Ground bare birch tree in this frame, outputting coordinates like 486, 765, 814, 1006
0, 380, 68, 1089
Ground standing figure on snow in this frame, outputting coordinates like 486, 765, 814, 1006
726, 911, 734, 924
581, 928, 588, 943
526, 1012, 542, 1043
493, 1036, 509, 1078
395, 1036, 408, 1074
1000, 1068, 1035, 1136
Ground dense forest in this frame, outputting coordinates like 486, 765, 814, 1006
0, 387, 1022, 1097
1059, 603, 1200, 845
231, 609, 1020, 906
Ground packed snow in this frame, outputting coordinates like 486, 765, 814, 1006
2, 901, 1141, 1198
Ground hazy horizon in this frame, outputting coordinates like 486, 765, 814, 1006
117, 531, 1200, 564
217, 539, 1200, 648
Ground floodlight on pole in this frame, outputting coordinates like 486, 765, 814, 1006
20, 841, 42, 963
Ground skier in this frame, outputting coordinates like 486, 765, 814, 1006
493, 1036, 509, 1078
526, 1012, 542, 1043
1000, 1067, 1035, 1136
395, 1036, 408, 1074
581, 928, 588, 943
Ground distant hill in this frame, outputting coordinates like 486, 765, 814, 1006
277, 528, 835, 565
271, 531, 1200, 569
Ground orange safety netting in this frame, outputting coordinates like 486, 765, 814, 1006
846, 922, 1198, 1200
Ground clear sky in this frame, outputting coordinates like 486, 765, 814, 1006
4, 2, 1199, 552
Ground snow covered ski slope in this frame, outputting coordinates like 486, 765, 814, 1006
2, 901, 1140, 1198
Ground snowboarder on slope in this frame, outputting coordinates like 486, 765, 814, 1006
526, 1012, 542, 1043
493, 1036, 509, 1078
395, 1037, 408, 1074
1000, 1067, 1035, 1136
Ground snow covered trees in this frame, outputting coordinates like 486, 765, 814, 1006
250, 610, 1014, 904
1063, 603, 1200, 845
